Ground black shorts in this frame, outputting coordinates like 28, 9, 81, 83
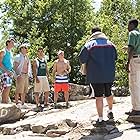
91, 83, 113, 97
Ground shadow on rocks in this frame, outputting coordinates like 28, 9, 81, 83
79, 122, 123, 140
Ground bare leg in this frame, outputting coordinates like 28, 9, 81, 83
106, 95, 113, 110
64, 91, 69, 103
96, 97, 104, 117
15, 92, 19, 104
2, 87, 11, 103
21, 92, 26, 105
54, 92, 59, 104
34, 92, 40, 106
44, 91, 49, 105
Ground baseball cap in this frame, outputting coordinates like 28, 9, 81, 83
6, 38, 15, 46
19, 43, 28, 49
57, 50, 64, 55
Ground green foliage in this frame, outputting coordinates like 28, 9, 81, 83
0, 0, 94, 84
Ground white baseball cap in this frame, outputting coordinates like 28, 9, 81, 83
57, 50, 64, 55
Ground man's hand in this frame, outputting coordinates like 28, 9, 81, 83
35, 76, 40, 83
64, 69, 69, 75
7, 71, 14, 77
126, 61, 130, 73
17, 75, 22, 80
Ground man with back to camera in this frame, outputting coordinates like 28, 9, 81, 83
79, 27, 117, 127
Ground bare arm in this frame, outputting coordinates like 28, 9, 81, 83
13, 61, 20, 76
126, 46, 134, 72
127, 47, 134, 63
46, 64, 50, 77
52, 61, 57, 81
32, 60, 38, 81
66, 60, 71, 74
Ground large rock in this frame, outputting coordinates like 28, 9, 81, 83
46, 129, 69, 137
0, 104, 21, 124
32, 124, 58, 134
65, 119, 77, 128
69, 83, 90, 101
127, 115, 140, 123
26, 83, 90, 103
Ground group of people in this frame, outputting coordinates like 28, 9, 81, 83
79, 19, 140, 126
0, 18, 140, 126
0, 41, 71, 110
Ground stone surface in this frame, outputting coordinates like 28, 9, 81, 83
46, 129, 68, 137
0, 104, 21, 124
65, 119, 77, 127
127, 115, 140, 123
32, 125, 47, 134
0, 97, 140, 140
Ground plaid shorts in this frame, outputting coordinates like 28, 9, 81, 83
0, 73, 12, 91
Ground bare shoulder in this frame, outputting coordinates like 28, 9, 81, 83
0, 50, 5, 57
54, 59, 59, 64
64, 59, 69, 64
33, 59, 37, 64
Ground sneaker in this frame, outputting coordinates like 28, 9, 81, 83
21, 104, 30, 109
93, 119, 106, 127
34, 105, 43, 112
38, 105, 44, 112
54, 103, 57, 109
66, 102, 69, 108
16, 103, 22, 109
107, 112, 114, 120
44, 103, 50, 108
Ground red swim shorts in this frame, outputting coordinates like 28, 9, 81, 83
54, 83, 69, 93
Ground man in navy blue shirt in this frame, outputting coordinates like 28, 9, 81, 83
79, 27, 117, 126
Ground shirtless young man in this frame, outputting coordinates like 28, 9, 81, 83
52, 50, 71, 108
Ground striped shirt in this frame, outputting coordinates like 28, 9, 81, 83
55, 75, 69, 83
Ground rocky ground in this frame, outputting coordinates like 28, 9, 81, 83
0, 96, 140, 140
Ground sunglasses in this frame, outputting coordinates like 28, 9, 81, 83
21, 47, 27, 49
38, 50, 43, 52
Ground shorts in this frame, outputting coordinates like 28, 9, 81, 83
34, 76, 50, 93
54, 83, 69, 93
91, 83, 113, 97
1, 73, 12, 90
16, 74, 29, 94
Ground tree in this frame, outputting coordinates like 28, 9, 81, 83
0, 0, 95, 83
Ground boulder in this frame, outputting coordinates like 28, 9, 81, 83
46, 129, 68, 137
127, 115, 140, 123
69, 83, 90, 101
32, 125, 47, 134
32, 124, 58, 134
0, 104, 21, 124
26, 83, 90, 103
65, 119, 77, 128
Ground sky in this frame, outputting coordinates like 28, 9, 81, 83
93, 0, 102, 11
